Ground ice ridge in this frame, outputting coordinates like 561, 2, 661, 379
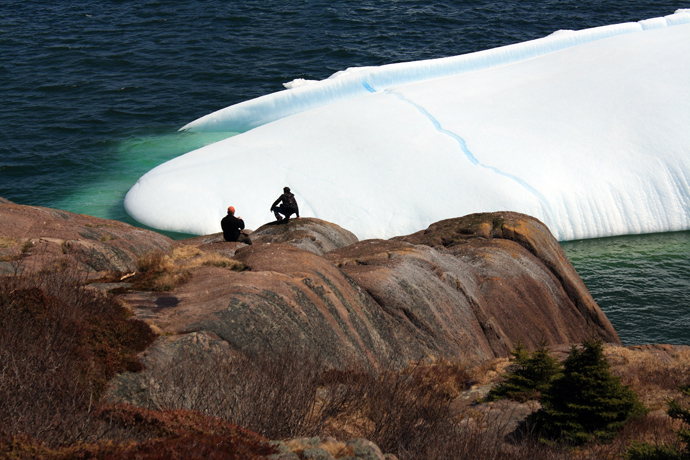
125, 11, 690, 241
180, 10, 690, 134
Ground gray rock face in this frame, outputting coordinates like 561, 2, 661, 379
250, 217, 359, 255
120, 243, 402, 370
327, 212, 619, 359
397, 212, 620, 350
115, 211, 618, 378
0, 198, 172, 275
178, 217, 358, 258
0, 198, 619, 374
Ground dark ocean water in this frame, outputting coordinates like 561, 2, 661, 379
562, 232, 690, 346
1, 0, 688, 345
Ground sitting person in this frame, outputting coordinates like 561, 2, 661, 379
270, 186, 300, 221
220, 206, 251, 244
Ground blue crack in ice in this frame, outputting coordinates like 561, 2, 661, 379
362, 81, 376, 93
388, 89, 557, 226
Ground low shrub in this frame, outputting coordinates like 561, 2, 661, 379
0, 405, 278, 460
625, 384, 690, 460
0, 267, 156, 446
139, 350, 478, 459
348, 359, 472, 456
626, 441, 684, 460
143, 345, 324, 440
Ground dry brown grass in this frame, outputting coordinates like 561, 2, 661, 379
171, 245, 203, 260
469, 357, 511, 386
605, 344, 690, 409
0, 237, 17, 249
132, 247, 244, 291
403, 358, 474, 400
320, 439, 354, 458
133, 251, 187, 291
137, 250, 176, 273
317, 408, 373, 441
172, 244, 244, 269
189, 252, 245, 270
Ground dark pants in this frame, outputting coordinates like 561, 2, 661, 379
272, 205, 296, 220
224, 230, 252, 244
237, 233, 252, 245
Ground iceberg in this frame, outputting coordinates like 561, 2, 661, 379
125, 10, 690, 241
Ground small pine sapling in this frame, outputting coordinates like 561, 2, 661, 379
488, 341, 562, 402
529, 339, 647, 446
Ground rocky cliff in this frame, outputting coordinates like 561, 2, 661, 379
0, 197, 172, 275
0, 198, 619, 376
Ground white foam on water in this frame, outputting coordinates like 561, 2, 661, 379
125, 10, 690, 241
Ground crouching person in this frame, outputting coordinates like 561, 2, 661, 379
270, 186, 300, 221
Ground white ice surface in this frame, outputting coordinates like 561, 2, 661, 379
125, 10, 690, 241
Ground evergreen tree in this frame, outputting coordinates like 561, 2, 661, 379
528, 339, 647, 445
488, 341, 562, 402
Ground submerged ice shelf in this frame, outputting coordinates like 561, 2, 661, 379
125, 10, 690, 241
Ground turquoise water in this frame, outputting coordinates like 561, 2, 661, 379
1, 1, 689, 344
52, 131, 236, 226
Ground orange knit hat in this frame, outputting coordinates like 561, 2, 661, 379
228, 206, 235, 214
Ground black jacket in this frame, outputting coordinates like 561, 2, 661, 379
271, 192, 299, 216
220, 214, 245, 242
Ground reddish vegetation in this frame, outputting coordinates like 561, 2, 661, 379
0, 405, 277, 460
86, 404, 276, 460
2, 198, 687, 460
0, 267, 156, 443
0, 268, 277, 459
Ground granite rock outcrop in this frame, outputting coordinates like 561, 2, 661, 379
114, 215, 619, 380
327, 212, 619, 359
0, 197, 619, 374
0, 197, 172, 275
250, 217, 359, 256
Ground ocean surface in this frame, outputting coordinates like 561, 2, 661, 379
1, 0, 688, 345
